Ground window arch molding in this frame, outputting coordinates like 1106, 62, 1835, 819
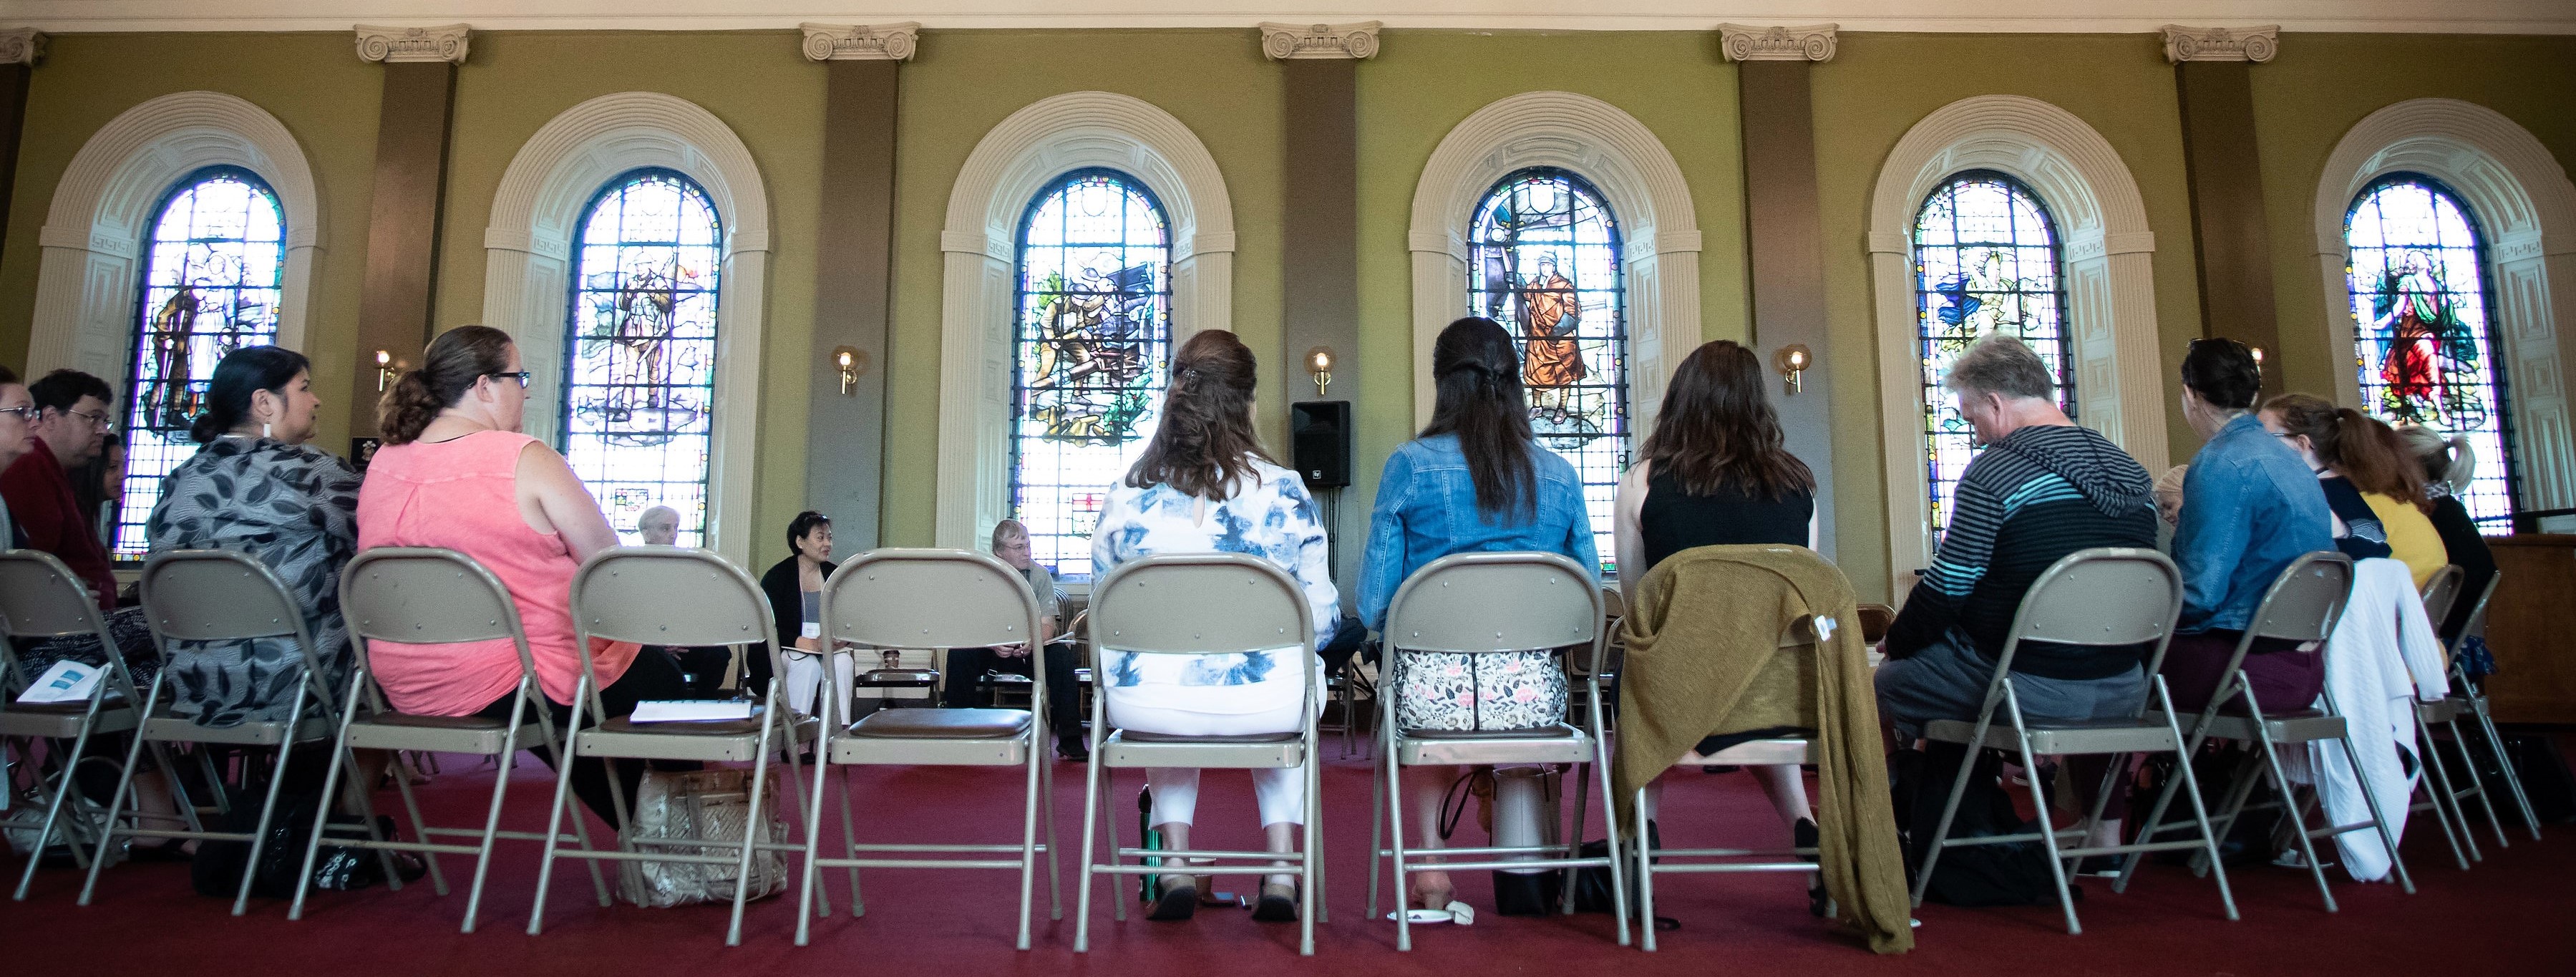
482, 91, 770, 566
1865, 94, 2164, 601
2313, 97, 2576, 514
1409, 91, 1701, 435
937, 90, 1235, 550
26, 91, 321, 381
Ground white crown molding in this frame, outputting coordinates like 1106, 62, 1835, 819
0, 28, 44, 65
6, 2, 2571, 34
354, 23, 469, 63
1259, 21, 1380, 59
800, 21, 918, 61
1718, 23, 1837, 62
2161, 24, 2279, 62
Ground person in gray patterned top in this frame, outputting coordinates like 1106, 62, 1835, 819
145, 346, 361, 726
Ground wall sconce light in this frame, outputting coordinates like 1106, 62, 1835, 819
1306, 345, 1336, 399
1772, 344, 1812, 395
374, 349, 397, 392
832, 345, 868, 397
2249, 346, 2267, 372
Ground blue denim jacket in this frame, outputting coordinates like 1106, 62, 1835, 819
2173, 412, 2336, 632
1357, 433, 1598, 631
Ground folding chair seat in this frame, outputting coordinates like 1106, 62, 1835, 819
2138, 553, 2414, 913
529, 548, 820, 946
77, 550, 346, 915
1912, 547, 2238, 936
1364, 552, 1627, 952
4, 550, 150, 900
1075, 553, 1326, 956
286, 548, 611, 930
794, 548, 1061, 950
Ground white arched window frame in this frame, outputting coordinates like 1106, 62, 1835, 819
1866, 94, 2165, 601
1409, 92, 1701, 439
2313, 98, 2576, 516
938, 91, 1235, 551
26, 91, 321, 385
482, 92, 771, 567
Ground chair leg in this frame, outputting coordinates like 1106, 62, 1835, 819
2158, 678, 2237, 924
1366, 729, 1384, 921
1015, 734, 1041, 951
1591, 723, 1630, 948
2183, 749, 2265, 881
1563, 759, 1589, 915
1999, 699, 2081, 935
79, 672, 169, 906
2336, 729, 2417, 895
2250, 729, 2336, 912
13, 711, 100, 900
1384, 731, 1411, 952
836, 765, 862, 917
776, 721, 827, 919
382, 749, 444, 895
234, 721, 305, 916
2440, 719, 2508, 849
460, 718, 525, 933
794, 726, 830, 947
1909, 733, 1986, 910
724, 709, 781, 947
1073, 738, 1106, 953
1043, 752, 1062, 920
2465, 695, 2542, 840
2411, 714, 2477, 867
289, 697, 364, 920
526, 692, 590, 936
1635, 787, 1658, 953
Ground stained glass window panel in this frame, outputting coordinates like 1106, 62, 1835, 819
116, 167, 286, 558
1912, 172, 2076, 539
1467, 168, 1628, 567
562, 170, 721, 549
2346, 175, 2516, 533
1012, 170, 1172, 578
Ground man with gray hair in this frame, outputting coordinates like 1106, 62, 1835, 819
635, 505, 681, 545
1877, 336, 2159, 864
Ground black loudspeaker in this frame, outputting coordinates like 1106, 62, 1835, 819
1291, 400, 1351, 489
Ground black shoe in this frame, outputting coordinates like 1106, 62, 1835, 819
1056, 734, 1091, 762
2073, 855, 2127, 878
1147, 881, 1198, 921
1794, 819, 1827, 916
1252, 882, 1299, 922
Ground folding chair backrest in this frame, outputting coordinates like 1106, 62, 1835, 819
0, 549, 112, 641
2242, 552, 2353, 646
570, 547, 775, 648
1999, 548, 2183, 669
340, 548, 540, 676
2418, 563, 2466, 632
823, 548, 1044, 652
142, 550, 314, 646
2458, 570, 2499, 644
1088, 553, 1313, 656
1384, 552, 1600, 673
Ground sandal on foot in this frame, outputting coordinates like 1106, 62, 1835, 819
1253, 882, 1299, 922
1147, 879, 1198, 921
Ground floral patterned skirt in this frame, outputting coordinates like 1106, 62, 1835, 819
1391, 649, 1568, 733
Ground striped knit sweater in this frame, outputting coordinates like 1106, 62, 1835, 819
1885, 423, 2159, 680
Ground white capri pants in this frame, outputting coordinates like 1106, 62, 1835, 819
779, 649, 855, 721
1107, 651, 1322, 828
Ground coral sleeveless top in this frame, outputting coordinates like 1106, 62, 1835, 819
356, 430, 638, 715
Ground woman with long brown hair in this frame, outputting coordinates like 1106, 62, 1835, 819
1089, 329, 1335, 923
2260, 393, 2447, 586
1611, 339, 1824, 903
1356, 316, 1593, 915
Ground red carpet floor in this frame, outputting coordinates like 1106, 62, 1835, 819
10, 744, 2572, 976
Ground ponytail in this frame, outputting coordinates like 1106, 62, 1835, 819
2263, 394, 2427, 509
377, 325, 515, 445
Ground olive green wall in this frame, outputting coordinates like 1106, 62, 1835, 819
0, 31, 380, 455
3, 27, 2570, 593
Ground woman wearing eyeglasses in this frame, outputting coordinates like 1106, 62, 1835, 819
354, 325, 689, 828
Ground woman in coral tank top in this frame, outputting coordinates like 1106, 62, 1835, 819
358, 325, 686, 827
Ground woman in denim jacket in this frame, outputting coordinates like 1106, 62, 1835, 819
1358, 316, 1595, 913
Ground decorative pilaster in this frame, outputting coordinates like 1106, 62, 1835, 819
801, 22, 919, 62
2162, 24, 2280, 63
1258, 21, 1380, 60
354, 24, 470, 64
1717, 24, 1837, 62
0, 28, 44, 66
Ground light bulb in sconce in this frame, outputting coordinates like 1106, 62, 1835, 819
2250, 346, 2267, 371
374, 349, 397, 392
1305, 345, 1336, 399
1772, 344, 1814, 395
832, 346, 868, 397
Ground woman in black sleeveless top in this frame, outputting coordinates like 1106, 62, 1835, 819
1612, 340, 1822, 871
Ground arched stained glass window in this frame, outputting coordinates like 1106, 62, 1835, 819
562, 169, 722, 549
1912, 172, 2076, 538
116, 166, 286, 557
1467, 167, 1627, 565
2346, 175, 2516, 533
1011, 169, 1173, 578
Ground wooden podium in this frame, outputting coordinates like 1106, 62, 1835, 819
2485, 535, 2576, 724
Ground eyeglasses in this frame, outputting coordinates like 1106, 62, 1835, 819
0, 406, 38, 422
487, 371, 533, 389
67, 408, 115, 432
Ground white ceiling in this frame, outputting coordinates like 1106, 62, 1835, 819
4, 1, 2572, 34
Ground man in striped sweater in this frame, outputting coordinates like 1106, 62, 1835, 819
1877, 336, 2159, 739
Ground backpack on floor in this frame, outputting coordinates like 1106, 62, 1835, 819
1891, 742, 2064, 907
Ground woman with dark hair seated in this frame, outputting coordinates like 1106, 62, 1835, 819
759, 510, 849, 719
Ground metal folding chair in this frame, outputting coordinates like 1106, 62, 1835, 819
529, 548, 819, 946
2404, 565, 2488, 862
2436, 573, 2542, 841
288, 548, 610, 930
1074, 553, 1325, 956
2138, 553, 2415, 912
1911, 548, 2235, 935
1632, 613, 1832, 952
4, 550, 155, 899
81, 550, 348, 915
794, 548, 1061, 948
1363, 552, 1626, 951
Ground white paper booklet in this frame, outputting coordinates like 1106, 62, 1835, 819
15, 660, 104, 704
628, 699, 755, 723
